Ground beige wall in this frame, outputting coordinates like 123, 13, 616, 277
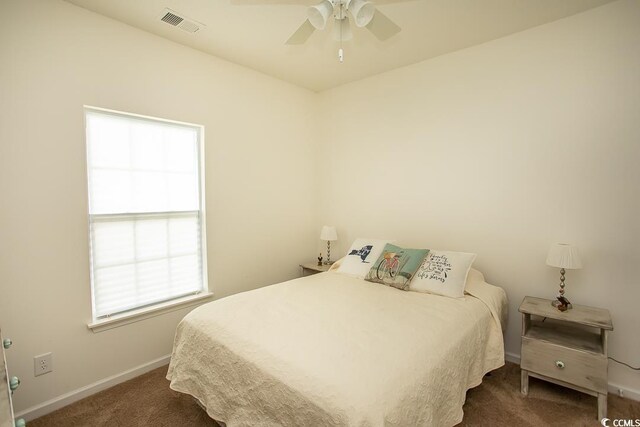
0, 0, 318, 413
317, 0, 640, 394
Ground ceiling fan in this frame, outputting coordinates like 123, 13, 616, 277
287, 0, 401, 44
233, 0, 402, 63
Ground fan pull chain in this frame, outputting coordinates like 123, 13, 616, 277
338, 2, 344, 63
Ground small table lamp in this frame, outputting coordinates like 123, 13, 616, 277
546, 243, 582, 310
320, 226, 338, 265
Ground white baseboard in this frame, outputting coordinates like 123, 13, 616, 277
505, 350, 521, 365
15, 354, 171, 421
504, 351, 640, 402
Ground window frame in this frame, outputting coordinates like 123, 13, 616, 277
84, 106, 210, 327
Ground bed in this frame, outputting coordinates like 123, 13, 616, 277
167, 266, 507, 426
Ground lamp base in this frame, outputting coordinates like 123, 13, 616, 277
552, 268, 572, 311
324, 241, 334, 266
551, 298, 572, 311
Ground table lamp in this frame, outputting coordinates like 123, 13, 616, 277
546, 243, 582, 310
320, 226, 338, 265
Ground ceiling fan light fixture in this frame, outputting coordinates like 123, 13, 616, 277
307, 0, 334, 30
348, 0, 374, 27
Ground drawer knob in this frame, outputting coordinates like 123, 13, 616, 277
3, 338, 12, 349
9, 376, 20, 391
555, 360, 565, 369
15, 419, 26, 427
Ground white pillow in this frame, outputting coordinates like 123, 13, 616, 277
337, 238, 391, 279
328, 256, 345, 272
409, 250, 477, 298
465, 268, 485, 288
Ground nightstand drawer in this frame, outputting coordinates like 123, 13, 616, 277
521, 337, 607, 393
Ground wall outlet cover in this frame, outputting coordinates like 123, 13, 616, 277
34, 353, 52, 376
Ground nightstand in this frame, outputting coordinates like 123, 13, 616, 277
300, 262, 331, 277
519, 296, 613, 420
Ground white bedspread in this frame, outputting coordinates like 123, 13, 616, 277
167, 270, 507, 426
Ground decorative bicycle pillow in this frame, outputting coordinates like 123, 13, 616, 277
337, 238, 392, 279
409, 250, 477, 298
365, 243, 429, 291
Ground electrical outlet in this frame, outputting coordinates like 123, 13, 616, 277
34, 353, 53, 376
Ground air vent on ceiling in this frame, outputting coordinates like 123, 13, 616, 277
159, 8, 205, 34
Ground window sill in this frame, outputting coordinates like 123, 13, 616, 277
87, 292, 214, 333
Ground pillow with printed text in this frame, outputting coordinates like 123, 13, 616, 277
336, 238, 392, 279
409, 250, 477, 298
365, 243, 429, 291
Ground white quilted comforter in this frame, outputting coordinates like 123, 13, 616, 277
167, 270, 507, 426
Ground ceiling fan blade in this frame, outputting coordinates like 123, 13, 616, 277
286, 19, 316, 44
365, 9, 401, 41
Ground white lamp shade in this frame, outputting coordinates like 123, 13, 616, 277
348, 0, 375, 27
320, 226, 338, 241
546, 243, 582, 269
332, 17, 353, 41
308, 0, 334, 30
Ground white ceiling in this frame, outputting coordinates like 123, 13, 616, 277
65, 0, 616, 91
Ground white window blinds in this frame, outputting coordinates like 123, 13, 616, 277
85, 108, 207, 319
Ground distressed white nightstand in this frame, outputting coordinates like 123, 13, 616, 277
519, 296, 613, 420
300, 262, 331, 277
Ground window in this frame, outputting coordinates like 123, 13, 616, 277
85, 107, 207, 321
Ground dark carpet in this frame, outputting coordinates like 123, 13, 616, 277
29, 362, 640, 426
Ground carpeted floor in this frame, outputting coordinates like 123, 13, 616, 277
29, 362, 639, 426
